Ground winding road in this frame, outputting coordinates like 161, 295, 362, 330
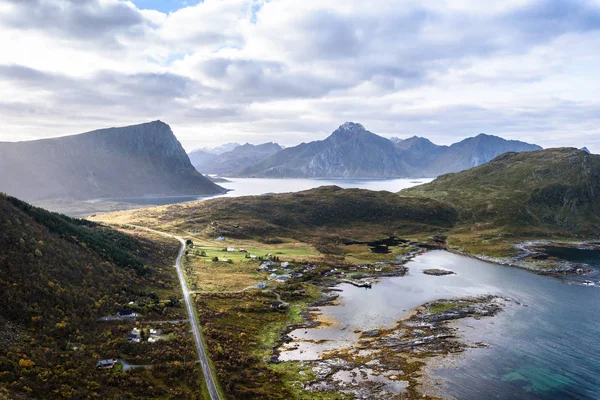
133, 226, 222, 400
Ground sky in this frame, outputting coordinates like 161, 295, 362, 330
0, 0, 600, 152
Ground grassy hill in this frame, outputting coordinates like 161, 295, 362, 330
0, 194, 199, 399
93, 186, 457, 242
402, 148, 600, 237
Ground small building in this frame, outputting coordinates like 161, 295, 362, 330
257, 281, 267, 289
226, 247, 235, 252
127, 333, 141, 343
374, 267, 383, 272
220, 257, 231, 262
96, 359, 117, 369
215, 236, 225, 241
249, 254, 257, 259
239, 248, 247, 253
275, 275, 291, 283
268, 273, 278, 281
281, 262, 290, 268
117, 310, 139, 320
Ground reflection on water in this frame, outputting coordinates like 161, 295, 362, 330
281, 250, 600, 399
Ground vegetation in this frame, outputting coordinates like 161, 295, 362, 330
92, 186, 457, 243
0, 194, 201, 399
402, 148, 600, 237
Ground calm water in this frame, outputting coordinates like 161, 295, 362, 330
105, 178, 433, 205
280, 250, 600, 399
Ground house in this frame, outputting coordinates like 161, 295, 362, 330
220, 257, 231, 262
249, 254, 257, 259
258, 263, 273, 272
226, 247, 235, 252
257, 281, 267, 289
275, 275, 291, 283
268, 273, 278, 281
349, 266, 358, 271
117, 310, 139, 320
239, 248, 247, 253
359, 264, 371, 269
215, 236, 225, 241
374, 267, 383, 272
96, 359, 117, 369
271, 301, 283, 309
290, 272, 303, 278
127, 333, 141, 343
281, 262, 290, 268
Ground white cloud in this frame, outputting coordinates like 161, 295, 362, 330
0, 0, 600, 152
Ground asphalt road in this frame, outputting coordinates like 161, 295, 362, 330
133, 226, 222, 400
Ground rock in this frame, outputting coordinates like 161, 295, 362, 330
423, 269, 455, 276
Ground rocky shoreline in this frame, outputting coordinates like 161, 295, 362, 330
274, 294, 507, 399
447, 244, 594, 276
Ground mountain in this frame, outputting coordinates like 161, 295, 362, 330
419, 133, 542, 176
0, 194, 195, 398
402, 148, 600, 235
0, 120, 224, 202
191, 142, 283, 175
235, 123, 541, 178
239, 122, 411, 178
188, 149, 217, 170
394, 136, 446, 169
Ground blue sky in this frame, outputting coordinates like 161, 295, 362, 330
130, 0, 199, 13
0, 0, 599, 152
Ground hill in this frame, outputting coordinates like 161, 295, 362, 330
235, 123, 540, 178
0, 120, 224, 202
402, 148, 600, 236
191, 142, 282, 175
239, 122, 411, 178
0, 194, 198, 398
92, 186, 458, 241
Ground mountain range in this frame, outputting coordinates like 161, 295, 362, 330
189, 142, 282, 175
0, 121, 225, 202
234, 122, 542, 178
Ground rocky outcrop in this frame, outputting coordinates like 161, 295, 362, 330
0, 120, 225, 201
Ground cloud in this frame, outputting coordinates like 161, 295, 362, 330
0, 0, 600, 152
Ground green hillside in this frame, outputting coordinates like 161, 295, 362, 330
402, 148, 600, 236
0, 194, 199, 399
95, 186, 458, 241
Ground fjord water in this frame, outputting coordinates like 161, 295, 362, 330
281, 250, 600, 399
107, 178, 433, 205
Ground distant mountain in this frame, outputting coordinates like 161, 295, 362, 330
239, 122, 411, 178
402, 148, 600, 235
188, 149, 217, 170
0, 121, 225, 202
418, 133, 542, 176
191, 142, 282, 175
194, 142, 241, 155
236, 122, 541, 178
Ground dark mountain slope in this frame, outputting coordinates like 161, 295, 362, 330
402, 148, 600, 235
0, 120, 224, 202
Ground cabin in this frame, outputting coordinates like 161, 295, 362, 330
127, 333, 141, 343
257, 281, 267, 289
117, 310, 139, 320
96, 359, 117, 369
